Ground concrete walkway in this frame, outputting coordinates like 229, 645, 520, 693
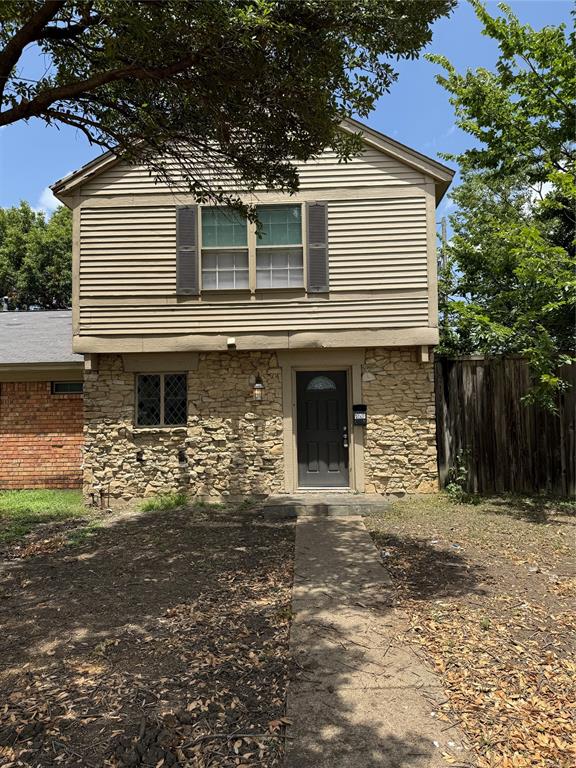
285, 517, 471, 768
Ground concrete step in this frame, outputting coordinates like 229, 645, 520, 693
261, 493, 391, 518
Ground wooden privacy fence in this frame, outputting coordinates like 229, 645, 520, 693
435, 358, 576, 496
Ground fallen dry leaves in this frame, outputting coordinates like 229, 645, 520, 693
0, 506, 294, 767
371, 508, 576, 768
412, 599, 576, 768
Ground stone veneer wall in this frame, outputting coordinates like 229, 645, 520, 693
84, 347, 437, 501
83, 352, 284, 501
362, 348, 437, 494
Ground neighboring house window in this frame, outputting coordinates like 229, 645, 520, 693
136, 373, 187, 426
199, 204, 304, 291
201, 208, 249, 289
51, 381, 83, 394
256, 205, 304, 288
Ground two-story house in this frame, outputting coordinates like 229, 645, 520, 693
51, 119, 453, 502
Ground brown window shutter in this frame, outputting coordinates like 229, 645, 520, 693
306, 202, 329, 293
176, 206, 199, 295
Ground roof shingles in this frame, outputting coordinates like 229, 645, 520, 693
0, 311, 81, 365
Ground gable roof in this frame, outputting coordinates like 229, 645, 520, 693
343, 118, 454, 202
51, 118, 454, 203
0, 311, 81, 366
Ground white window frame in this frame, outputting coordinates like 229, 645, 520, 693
135, 372, 188, 427
200, 208, 249, 292
199, 204, 305, 293
255, 204, 304, 290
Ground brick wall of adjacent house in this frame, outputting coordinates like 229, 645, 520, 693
0, 381, 84, 489
83, 352, 284, 501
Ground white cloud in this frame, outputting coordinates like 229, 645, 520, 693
34, 186, 60, 216
440, 197, 456, 214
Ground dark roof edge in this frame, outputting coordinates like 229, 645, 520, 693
51, 149, 116, 194
0, 361, 83, 369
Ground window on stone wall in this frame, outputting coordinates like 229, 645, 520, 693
136, 373, 187, 427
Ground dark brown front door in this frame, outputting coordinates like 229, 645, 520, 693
296, 371, 349, 488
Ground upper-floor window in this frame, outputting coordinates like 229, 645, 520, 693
256, 205, 303, 289
199, 204, 303, 291
201, 208, 249, 290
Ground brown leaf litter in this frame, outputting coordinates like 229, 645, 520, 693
0, 504, 294, 767
368, 496, 576, 768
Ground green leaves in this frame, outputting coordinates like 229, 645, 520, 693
433, 2, 575, 411
428, 2, 575, 185
0, 203, 72, 309
1, 1, 455, 207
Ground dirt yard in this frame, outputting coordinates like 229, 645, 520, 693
366, 495, 576, 768
0, 501, 294, 767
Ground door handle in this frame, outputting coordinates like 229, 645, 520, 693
342, 425, 348, 449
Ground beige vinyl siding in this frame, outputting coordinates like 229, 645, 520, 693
297, 147, 423, 188
79, 196, 428, 300
80, 206, 176, 298
79, 297, 428, 335
328, 196, 427, 292
80, 146, 424, 197
75, 147, 436, 342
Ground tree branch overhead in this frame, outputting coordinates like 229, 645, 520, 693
1, 0, 456, 204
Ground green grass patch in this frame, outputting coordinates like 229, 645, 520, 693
0, 489, 85, 544
140, 492, 188, 512
190, 499, 225, 512
67, 519, 103, 546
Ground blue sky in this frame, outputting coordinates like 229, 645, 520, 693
0, 0, 572, 217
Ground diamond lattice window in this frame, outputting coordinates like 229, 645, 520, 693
164, 374, 188, 425
137, 375, 161, 425
136, 373, 187, 426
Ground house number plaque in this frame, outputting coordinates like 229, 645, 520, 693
352, 404, 367, 427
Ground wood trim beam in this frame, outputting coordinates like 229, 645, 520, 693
121, 352, 199, 372
73, 327, 440, 354
77, 287, 428, 307
0, 363, 83, 382
425, 182, 439, 329
72, 205, 81, 334
76, 184, 429, 208
351, 361, 365, 492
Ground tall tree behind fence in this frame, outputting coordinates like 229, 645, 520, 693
435, 358, 576, 496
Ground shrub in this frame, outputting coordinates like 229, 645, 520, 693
140, 493, 188, 512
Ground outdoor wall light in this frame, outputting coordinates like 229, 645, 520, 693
252, 374, 264, 401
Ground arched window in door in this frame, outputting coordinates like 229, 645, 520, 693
306, 375, 337, 392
